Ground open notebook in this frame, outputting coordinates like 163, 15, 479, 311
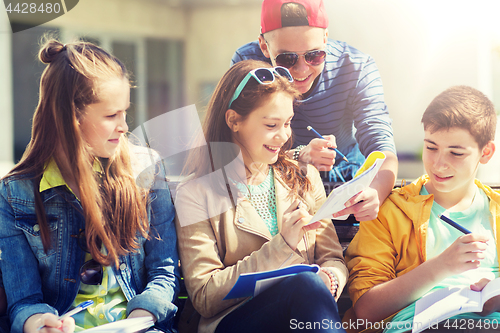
308, 151, 386, 224
82, 317, 154, 333
412, 278, 500, 333
223, 264, 320, 300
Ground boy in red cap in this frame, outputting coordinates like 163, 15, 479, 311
232, 0, 398, 222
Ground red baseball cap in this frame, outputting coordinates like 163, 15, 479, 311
260, 0, 329, 34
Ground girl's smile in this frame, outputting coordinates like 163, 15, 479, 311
264, 144, 282, 153
228, 91, 294, 173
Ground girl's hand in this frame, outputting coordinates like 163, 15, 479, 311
471, 278, 500, 316
25, 313, 75, 333
280, 199, 321, 251
333, 187, 380, 221
430, 234, 488, 277
299, 136, 337, 172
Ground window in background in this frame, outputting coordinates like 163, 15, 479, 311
112, 41, 138, 131
146, 39, 185, 119
11, 24, 59, 162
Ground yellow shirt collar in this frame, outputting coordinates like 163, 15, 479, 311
39, 159, 103, 193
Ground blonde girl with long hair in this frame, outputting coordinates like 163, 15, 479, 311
0, 38, 179, 333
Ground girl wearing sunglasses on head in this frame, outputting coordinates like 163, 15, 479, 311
175, 60, 347, 333
232, 0, 398, 224
0, 37, 179, 333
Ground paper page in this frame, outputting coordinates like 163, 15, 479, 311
479, 277, 500, 304
83, 317, 154, 333
413, 286, 481, 333
308, 151, 386, 224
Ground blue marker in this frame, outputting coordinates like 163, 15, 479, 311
38, 300, 94, 330
307, 126, 349, 162
439, 214, 471, 234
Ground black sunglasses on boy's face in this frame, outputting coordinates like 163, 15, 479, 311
273, 50, 327, 69
263, 36, 326, 69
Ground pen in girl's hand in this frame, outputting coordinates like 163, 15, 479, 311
439, 215, 471, 234
306, 126, 349, 162
37, 300, 94, 331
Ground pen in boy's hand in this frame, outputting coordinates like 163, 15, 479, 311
439, 214, 471, 234
306, 126, 349, 162
37, 300, 94, 331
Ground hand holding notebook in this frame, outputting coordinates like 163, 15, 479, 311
308, 151, 386, 224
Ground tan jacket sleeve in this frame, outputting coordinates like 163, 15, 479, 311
306, 165, 348, 296
175, 182, 304, 319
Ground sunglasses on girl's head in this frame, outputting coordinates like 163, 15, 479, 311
78, 230, 104, 285
273, 50, 327, 69
228, 66, 293, 108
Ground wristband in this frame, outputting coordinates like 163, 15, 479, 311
321, 267, 338, 297
293, 145, 307, 161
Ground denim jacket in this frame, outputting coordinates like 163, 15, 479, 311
0, 146, 180, 333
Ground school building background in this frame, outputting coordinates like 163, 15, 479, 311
1, 0, 500, 183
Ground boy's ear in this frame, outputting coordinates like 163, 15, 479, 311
479, 141, 496, 164
258, 34, 271, 59
225, 109, 240, 132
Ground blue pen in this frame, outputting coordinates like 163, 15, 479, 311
439, 214, 471, 234
307, 126, 349, 162
37, 300, 94, 330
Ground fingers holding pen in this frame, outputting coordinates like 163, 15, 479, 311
300, 137, 337, 172
31, 313, 75, 333
432, 233, 490, 276
281, 199, 319, 250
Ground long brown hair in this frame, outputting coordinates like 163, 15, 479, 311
7, 36, 149, 267
184, 59, 311, 198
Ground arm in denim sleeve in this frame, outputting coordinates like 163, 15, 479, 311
350, 56, 396, 157
126, 160, 180, 324
0, 181, 58, 333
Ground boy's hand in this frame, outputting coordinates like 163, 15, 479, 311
299, 136, 337, 172
332, 187, 379, 221
433, 234, 488, 276
471, 278, 500, 316
280, 199, 320, 251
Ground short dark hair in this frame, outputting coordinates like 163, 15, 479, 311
421, 85, 497, 148
281, 2, 309, 27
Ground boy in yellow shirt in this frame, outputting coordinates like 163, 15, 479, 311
345, 85, 500, 332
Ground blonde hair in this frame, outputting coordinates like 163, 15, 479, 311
7, 36, 149, 267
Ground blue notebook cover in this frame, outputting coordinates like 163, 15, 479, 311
223, 264, 320, 300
